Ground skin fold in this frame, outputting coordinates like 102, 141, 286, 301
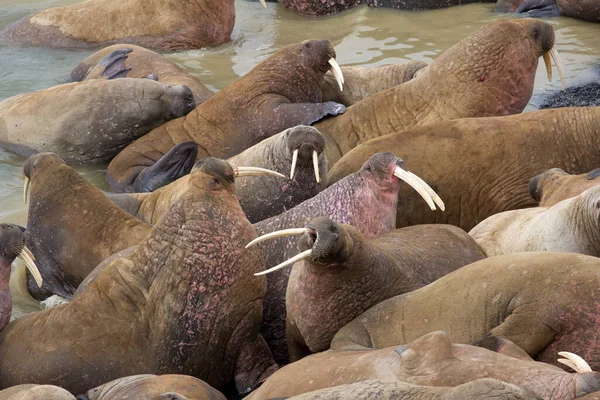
529, 168, 600, 207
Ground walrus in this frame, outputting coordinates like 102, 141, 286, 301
0, 79, 195, 164
80, 374, 225, 400
529, 168, 600, 207
278, 0, 495, 15
248, 330, 600, 399
469, 186, 600, 257
496, 0, 600, 22
0, 0, 250, 51
331, 252, 600, 372
0, 158, 268, 396
327, 106, 600, 232
0, 224, 43, 329
248, 217, 484, 361
313, 18, 565, 166
70, 45, 214, 105
0, 385, 75, 400
106, 39, 346, 193
285, 379, 541, 400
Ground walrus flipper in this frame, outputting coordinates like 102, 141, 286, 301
132, 141, 199, 192
515, 0, 560, 17
275, 101, 346, 127
99, 48, 133, 79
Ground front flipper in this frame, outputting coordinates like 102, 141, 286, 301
515, 0, 560, 17
97, 48, 133, 79
274, 101, 346, 127
235, 335, 279, 395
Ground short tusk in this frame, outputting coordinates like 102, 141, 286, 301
259, 0, 267, 7
328, 58, 344, 92
18, 246, 43, 288
246, 228, 310, 248
406, 171, 445, 212
557, 351, 593, 373
393, 167, 436, 211
235, 166, 285, 179
23, 177, 30, 204
312, 150, 320, 184
255, 249, 313, 276
290, 149, 298, 180
543, 52, 552, 83
549, 48, 565, 91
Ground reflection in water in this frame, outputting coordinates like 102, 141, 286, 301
0, 0, 599, 225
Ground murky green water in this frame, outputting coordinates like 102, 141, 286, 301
1, 0, 599, 226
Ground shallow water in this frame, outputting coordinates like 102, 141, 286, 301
0, 0, 599, 226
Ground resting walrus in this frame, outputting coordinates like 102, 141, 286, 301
0, 158, 268, 396
106, 39, 346, 193
529, 168, 600, 207
331, 252, 600, 372
0, 79, 194, 164
0, 384, 75, 400
496, 0, 600, 22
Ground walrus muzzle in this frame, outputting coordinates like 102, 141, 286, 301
10, 238, 43, 288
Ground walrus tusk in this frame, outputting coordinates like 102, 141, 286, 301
235, 166, 285, 179
557, 351, 593, 373
23, 177, 30, 204
313, 150, 320, 184
259, 0, 267, 7
246, 228, 310, 248
255, 249, 313, 276
18, 246, 43, 288
290, 149, 299, 180
328, 58, 344, 92
393, 167, 436, 211
550, 48, 566, 91
543, 52, 552, 83
406, 171, 445, 211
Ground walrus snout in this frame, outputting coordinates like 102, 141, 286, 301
297, 217, 352, 265
528, 168, 568, 202
166, 84, 195, 120
536, 21, 555, 54
193, 157, 237, 185
0, 224, 25, 261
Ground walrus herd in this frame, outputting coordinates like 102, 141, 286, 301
0, 0, 599, 398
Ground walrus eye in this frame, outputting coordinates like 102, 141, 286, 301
596, 200, 600, 209
304, 42, 311, 49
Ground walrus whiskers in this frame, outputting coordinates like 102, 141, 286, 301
255, 249, 313, 276
234, 166, 285, 179
328, 58, 344, 92
246, 228, 311, 248
543, 48, 566, 90
406, 170, 445, 211
558, 351, 593, 373
393, 167, 437, 211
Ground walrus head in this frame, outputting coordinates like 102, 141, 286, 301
0, 224, 43, 287
284, 125, 326, 183
191, 157, 285, 190
287, 39, 344, 91
23, 152, 67, 204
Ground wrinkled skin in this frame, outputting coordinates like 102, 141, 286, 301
22, 153, 150, 301
108, 126, 327, 224
327, 107, 600, 232
0, 159, 267, 396
470, 186, 600, 257
496, 0, 600, 22
0, 79, 194, 165
0, 0, 235, 51
315, 19, 556, 166
249, 330, 599, 399
71, 44, 213, 105
107, 40, 346, 193
80, 374, 225, 400
332, 252, 600, 374
529, 168, 600, 207
321, 62, 428, 106
286, 218, 485, 361
278, 0, 495, 15
0, 225, 27, 330
286, 379, 541, 400
0, 384, 75, 400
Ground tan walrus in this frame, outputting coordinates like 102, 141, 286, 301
529, 168, 600, 207
0, 385, 75, 400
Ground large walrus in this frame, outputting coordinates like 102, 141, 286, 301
106, 39, 346, 193
0, 79, 194, 165
70, 45, 214, 105
0, 159, 268, 396
0, 0, 244, 51
496, 0, 600, 22
469, 186, 600, 257
248, 330, 600, 399
529, 168, 600, 207
313, 18, 565, 165
277, 0, 495, 15
327, 107, 600, 231
331, 252, 600, 372
249, 217, 484, 361
0, 385, 75, 400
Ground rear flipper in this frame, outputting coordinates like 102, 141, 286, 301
515, 0, 560, 17
274, 101, 346, 127
95, 48, 133, 79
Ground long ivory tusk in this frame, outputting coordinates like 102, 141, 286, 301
235, 166, 285, 179
290, 149, 298, 180
255, 249, 313, 276
557, 351, 593, 373
23, 177, 30, 204
406, 171, 445, 212
543, 52, 552, 83
393, 167, 436, 211
246, 228, 310, 248
259, 0, 267, 7
18, 246, 43, 288
312, 150, 320, 184
549, 47, 566, 91
328, 58, 344, 92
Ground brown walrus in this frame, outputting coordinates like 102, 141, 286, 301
70, 44, 214, 105
496, 0, 600, 22
0, 79, 195, 165
249, 217, 484, 361
0, 158, 268, 396
331, 252, 600, 373
529, 168, 600, 207
106, 39, 346, 193
313, 18, 565, 166
327, 107, 600, 232
248, 330, 600, 399
0, 0, 242, 51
